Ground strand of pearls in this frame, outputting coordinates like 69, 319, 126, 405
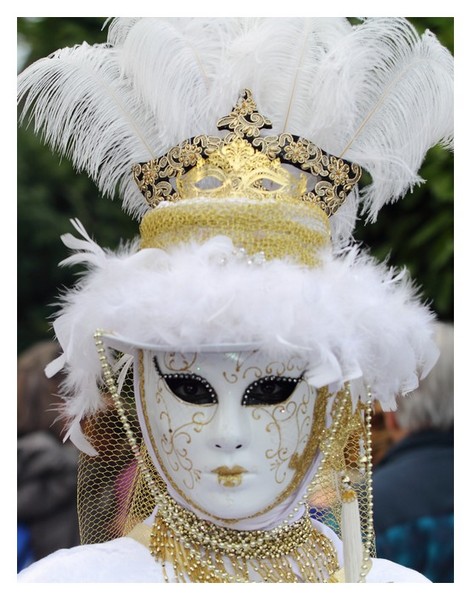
358, 388, 374, 582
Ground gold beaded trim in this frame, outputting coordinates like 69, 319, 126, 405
150, 507, 339, 583
139, 197, 331, 267
154, 493, 316, 559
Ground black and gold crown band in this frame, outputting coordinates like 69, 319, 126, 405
132, 89, 361, 217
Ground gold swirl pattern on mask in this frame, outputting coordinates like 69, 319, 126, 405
222, 350, 262, 384
222, 354, 308, 385
264, 357, 310, 376
163, 352, 198, 372
252, 381, 313, 485
237, 385, 328, 521
150, 360, 217, 491
156, 352, 311, 492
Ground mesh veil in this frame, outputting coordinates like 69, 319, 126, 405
78, 366, 156, 544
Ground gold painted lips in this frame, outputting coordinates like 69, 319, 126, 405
211, 466, 248, 488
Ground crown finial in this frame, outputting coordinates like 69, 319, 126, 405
217, 89, 273, 138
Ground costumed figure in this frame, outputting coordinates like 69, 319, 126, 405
17, 17, 453, 583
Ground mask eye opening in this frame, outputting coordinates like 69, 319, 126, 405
153, 356, 218, 405
241, 373, 304, 406
252, 177, 283, 192
194, 175, 224, 191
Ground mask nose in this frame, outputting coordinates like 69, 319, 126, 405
209, 394, 250, 452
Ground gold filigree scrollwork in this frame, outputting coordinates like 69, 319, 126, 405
177, 138, 307, 202
132, 89, 362, 216
283, 138, 313, 165
252, 381, 315, 486
222, 350, 262, 384
216, 89, 273, 138
163, 352, 198, 372
254, 398, 298, 485
265, 356, 309, 377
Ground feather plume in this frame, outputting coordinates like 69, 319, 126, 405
114, 18, 240, 146
305, 18, 454, 222
17, 42, 159, 218
18, 17, 453, 233
105, 17, 144, 46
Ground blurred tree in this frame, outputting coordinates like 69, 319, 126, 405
17, 17, 454, 354
17, 17, 108, 67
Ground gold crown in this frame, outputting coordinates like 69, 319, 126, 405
132, 89, 361, 217
133, 90, 362, 267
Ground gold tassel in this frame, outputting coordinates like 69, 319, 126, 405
341, 477, 364, 583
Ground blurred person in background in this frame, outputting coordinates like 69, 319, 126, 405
17, 341, 80, 571
373, 322, 454, 582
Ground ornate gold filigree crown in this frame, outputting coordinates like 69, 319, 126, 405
133, 89, 361, 217
133, 90, 362, 266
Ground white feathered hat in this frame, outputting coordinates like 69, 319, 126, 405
18, 18, 453, 451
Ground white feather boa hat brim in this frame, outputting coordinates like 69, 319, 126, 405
48, 219, 438, 452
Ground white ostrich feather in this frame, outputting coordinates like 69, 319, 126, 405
307, 18, 454, 221
17, 42, 158, 218
115, 18, 241, 146
18, 18, 453, 235
111, 18, 353, 141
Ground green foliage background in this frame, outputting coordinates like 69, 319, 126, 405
17, 18, 454, 354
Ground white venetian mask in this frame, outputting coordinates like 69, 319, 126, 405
136, 349, 323, 523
